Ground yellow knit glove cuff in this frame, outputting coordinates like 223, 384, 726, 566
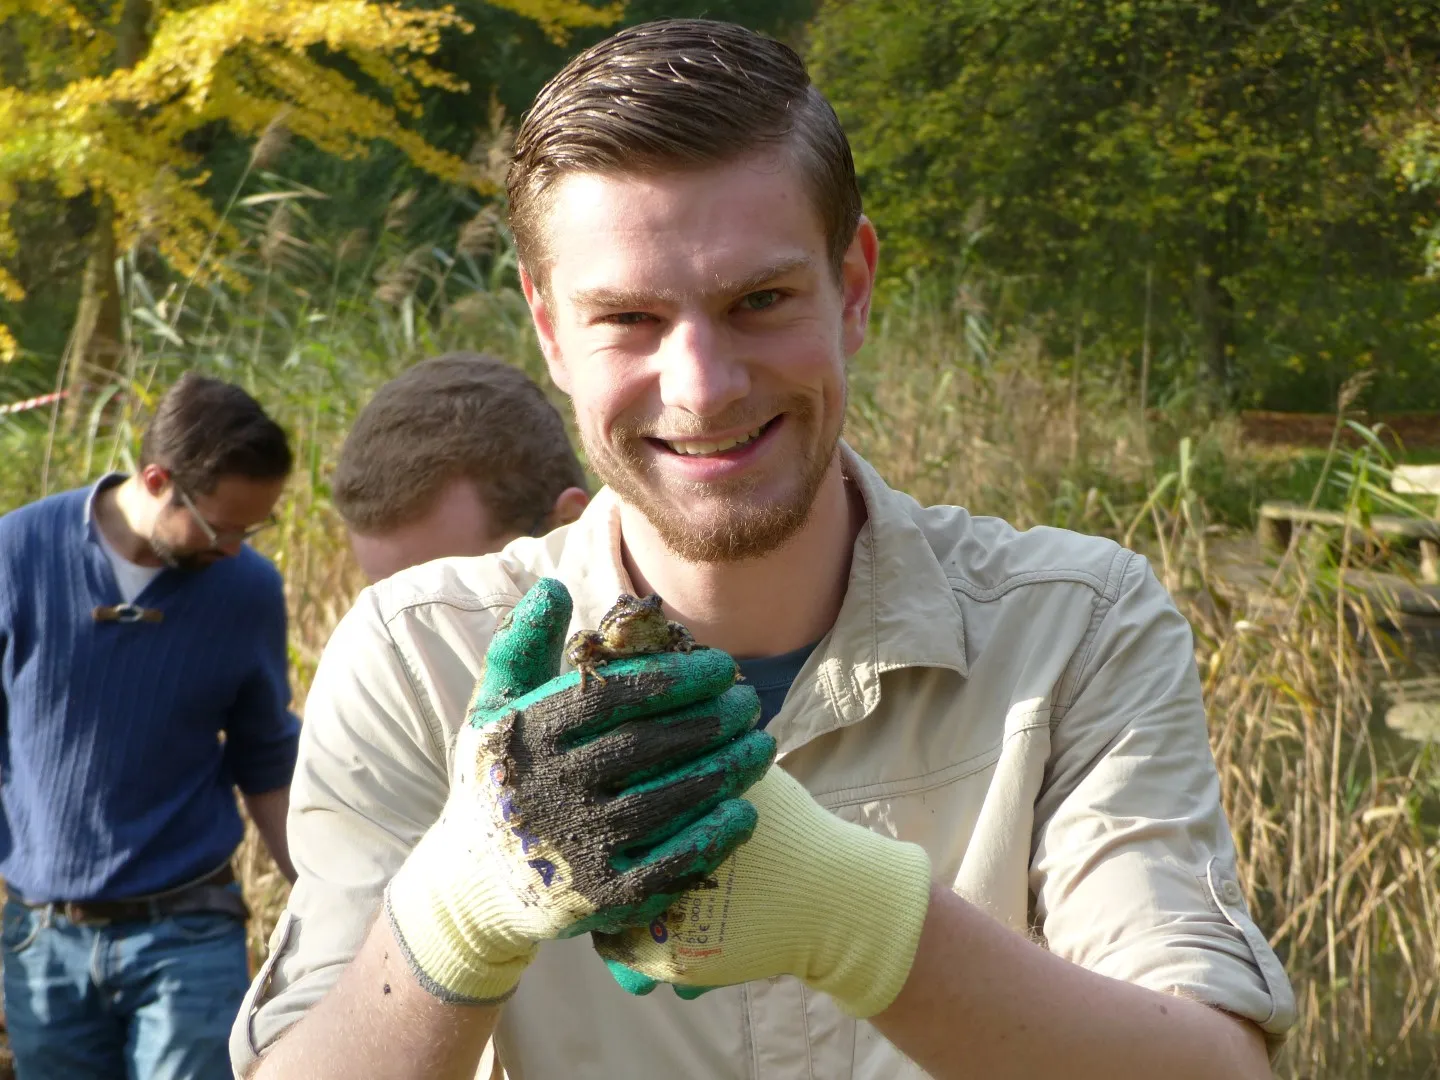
383, 821, 543, 1005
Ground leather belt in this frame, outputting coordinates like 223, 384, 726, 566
7, 864, 248, 927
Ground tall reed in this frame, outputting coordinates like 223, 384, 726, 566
852, 289, 1440, 1077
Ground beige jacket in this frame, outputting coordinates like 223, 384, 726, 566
231, 447, 1295, 1080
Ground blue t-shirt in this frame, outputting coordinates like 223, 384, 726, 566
737, 640, 820, 729
0, 475, 301, 901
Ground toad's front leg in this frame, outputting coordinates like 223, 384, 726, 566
567, 633, 614, 689
576, 660, 609, 688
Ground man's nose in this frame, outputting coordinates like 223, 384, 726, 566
656, 317, 750, 417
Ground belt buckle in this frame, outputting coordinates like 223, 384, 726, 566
63, 901, 109, 927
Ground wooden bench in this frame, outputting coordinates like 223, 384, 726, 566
1393, 465, 1440, 583
1392, 464, 1440, 501
1257, 485, 1440, 584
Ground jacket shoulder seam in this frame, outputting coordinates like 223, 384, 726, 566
946, 565, 1109, 602
377, 588, 527, 630
374, 588, 525, 766
1053, 548, 1141, 713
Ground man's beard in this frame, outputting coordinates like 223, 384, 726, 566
585, 394, 839, 564
148, 532, 220, 572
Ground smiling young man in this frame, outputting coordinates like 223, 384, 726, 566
234, 20, 1295, 1080
0, 371, 300, 1080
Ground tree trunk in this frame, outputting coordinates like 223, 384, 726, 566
1192, 196, 1248, 409
64, 202, 124, 420
1069, 317, 1082, 464
63, 0, 152, 425
0, 20, 25, 86
113, 0, 153, 69
1138, 261, 1153, 459
1192, 257, 1235, 407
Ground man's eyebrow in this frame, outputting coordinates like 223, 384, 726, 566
570, 256, 815, 310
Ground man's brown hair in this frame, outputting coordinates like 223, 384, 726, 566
140, 371, 292, 495
507, 18, 862, 286
333, 353, 587, 537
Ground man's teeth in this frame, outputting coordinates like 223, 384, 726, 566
666, 425, 766, 456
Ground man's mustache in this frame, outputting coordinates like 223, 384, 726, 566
616, 400, 811, 442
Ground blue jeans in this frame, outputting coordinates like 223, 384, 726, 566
2, 895, 250, 1080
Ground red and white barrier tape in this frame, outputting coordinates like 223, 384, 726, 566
0, 390, 67, 416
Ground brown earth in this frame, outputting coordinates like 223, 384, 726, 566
1240, 410, 1440, 450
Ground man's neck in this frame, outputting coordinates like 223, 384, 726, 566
619, 455, 864, 660
95, 476, 166, 568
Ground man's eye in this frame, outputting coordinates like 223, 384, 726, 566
607, 311, 654, 326
740, 290, 781, 312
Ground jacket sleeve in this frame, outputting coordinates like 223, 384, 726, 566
229, 583, 504, 1076
1030, 551, 1296, 1055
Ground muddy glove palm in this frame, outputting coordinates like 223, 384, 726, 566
594, 764, 932, 1018
384, 577, 775, 1004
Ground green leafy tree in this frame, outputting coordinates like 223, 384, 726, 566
432, 0, 816, 122
810, 0, 1440, 407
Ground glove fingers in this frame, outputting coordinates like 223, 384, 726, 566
598, 959, 714, 999
614, 793, 760, 898
562, 684, 762, 791
471, 579, 572, 715
674, 983, 716, 1000
603, 957, 662, 996
558, 787, 759, 938
598, 947, 720, 1000
533, 649, 744, 743
604, 730, 775, 855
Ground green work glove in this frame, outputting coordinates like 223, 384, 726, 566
594, 764, 933, 1018
384, 577, 775, 1005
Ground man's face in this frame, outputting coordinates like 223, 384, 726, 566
148, 471, 285, 570
524, 153, 877, 563
348, 477, 517, 583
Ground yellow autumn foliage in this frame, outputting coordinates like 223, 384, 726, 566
0, 0, 621, 362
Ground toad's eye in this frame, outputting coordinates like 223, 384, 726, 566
739, 290, 781, 312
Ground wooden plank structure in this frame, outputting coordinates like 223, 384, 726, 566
1383, 469, 1440, 741
1250, 466, 1440, 743
1257, 464, 1440, 584
1393, 465, 1440, 584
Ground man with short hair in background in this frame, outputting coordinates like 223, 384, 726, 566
326, 351, 588, 1080
332, 351, 590, 584
0, 371, 301, 1080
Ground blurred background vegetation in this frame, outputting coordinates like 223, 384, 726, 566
2, 1, 1440, 1077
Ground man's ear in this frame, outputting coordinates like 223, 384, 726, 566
139, 463, 171, 498
547, 486, 590, 530
840, 216, 880, 360
520, 263, 570, 394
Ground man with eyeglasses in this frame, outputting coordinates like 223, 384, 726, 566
0, 370, 302, 1080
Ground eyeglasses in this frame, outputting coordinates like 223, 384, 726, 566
175, 487, 278, 546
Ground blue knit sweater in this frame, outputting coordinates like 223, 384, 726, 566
0, 476, 300, 902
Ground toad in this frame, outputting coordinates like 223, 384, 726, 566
566, 593, 696, 686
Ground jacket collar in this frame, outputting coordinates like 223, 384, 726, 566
556, 444, 968, 752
